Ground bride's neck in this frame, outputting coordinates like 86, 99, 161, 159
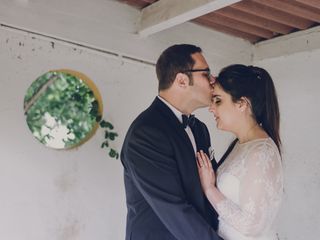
237, 121, 268, 144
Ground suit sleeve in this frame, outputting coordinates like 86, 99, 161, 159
123, 125, 221, 240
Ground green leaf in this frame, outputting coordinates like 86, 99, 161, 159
96, 115, 102, 122
101, 141, 109, 148
100, 120, 114, 129
105, 122, 114, 130
72, 93, 82, 101
109, 148, 118, 158
109, 132, 118, 140
89, 100, 99, 117
105, 130, 109, 139
100, 120, 108, 128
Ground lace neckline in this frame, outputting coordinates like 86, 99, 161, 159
237, 137, 271, 146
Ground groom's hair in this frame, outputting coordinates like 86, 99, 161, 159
156, 44, 202, 91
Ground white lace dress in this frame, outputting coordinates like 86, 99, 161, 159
216, 138, 283, 240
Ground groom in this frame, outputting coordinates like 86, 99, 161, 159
121, 44, 221, 240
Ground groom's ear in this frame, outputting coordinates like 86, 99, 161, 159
175, 73, 189, 88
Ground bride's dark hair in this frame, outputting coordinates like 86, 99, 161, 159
216, 64, 281, 155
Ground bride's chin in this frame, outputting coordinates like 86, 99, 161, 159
216, 122, 225, 130
214, 119, 220, 128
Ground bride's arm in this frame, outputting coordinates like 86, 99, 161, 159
197, 147, 283, 236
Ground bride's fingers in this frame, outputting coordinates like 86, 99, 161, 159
205, 153, 212, 168
197, 152, 207, 169
200, 150, 213, 169
196, 152, 203, 169
199, 150, 209, 168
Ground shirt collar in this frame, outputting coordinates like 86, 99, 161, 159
157, 96, 185, 123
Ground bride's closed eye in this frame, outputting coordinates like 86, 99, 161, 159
212, 96, 222, 105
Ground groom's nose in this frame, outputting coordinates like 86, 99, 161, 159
209, 75, 216, 85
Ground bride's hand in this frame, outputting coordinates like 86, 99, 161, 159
197, 150, 216, 195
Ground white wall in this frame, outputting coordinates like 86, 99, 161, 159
0, 1, 251, 239
4, 1, 319, 239
1, 26, 149, 240
0, 0, 251, 66
253, 38, 320, 240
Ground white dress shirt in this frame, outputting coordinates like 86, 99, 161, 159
157, 96, 197, 154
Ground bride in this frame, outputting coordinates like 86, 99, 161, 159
197, 64, 283, 240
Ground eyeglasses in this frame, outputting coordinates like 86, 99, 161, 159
182, 68, 212, 81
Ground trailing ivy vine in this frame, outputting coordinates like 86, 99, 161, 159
90, 101, 119, 159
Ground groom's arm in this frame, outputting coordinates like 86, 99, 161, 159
124, 124, 222, 240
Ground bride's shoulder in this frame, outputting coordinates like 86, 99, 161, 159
241, 138, 281, 166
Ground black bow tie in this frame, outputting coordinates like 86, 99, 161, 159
182, 114, 196, 129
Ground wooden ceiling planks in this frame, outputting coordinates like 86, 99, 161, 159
118, 0, 320, 43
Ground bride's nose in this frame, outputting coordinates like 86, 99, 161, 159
209, 103, 216, 113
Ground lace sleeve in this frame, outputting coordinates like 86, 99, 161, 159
216, 141, 283, 236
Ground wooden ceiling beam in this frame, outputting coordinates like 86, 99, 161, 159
138, 0, 242, 37
193, 18, 261, 42
294, 0, 320, 10
141, 0, 157, 4
232, 0, 314, 29
202, 13, 274, 38
215, 7, 292, 34
252, 0, 320, 22
119, 0, 148, 9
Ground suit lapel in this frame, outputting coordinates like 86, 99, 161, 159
151, 98, 196, 156
151, 98, 218, 170
190, 119, 219, 171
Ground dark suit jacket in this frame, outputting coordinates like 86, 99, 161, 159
121, 97, 220, 240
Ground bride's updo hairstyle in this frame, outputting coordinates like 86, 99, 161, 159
216, 64, 281, 154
